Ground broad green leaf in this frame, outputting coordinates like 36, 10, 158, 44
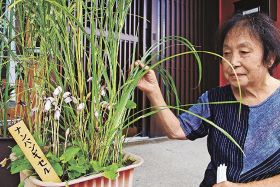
68, 158, 76, 165
105, 163, 119, 171
50, 161, 63, 176
68, 170, 81, 180
10, 159, 32, 174
126, 100, 137, 109
68, 164, 87, 174
46, 152, 60, 162
18, 181, 24, 187
103, 163, 119, 180
77, 156, 87, 165
11, 145, 23, 157
90, 161, 103, 172
103, 170, 117, 180
60, 147, 80, 163
77, 156, 90, 171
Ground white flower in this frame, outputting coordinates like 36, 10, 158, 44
77, 103, 85, 111
64, 128, 70, 150
46, 97, 55, 102
71, 96, 78, 104
100, 101, 110, 110
52, 100, 58, 107
53, 86, 62, 96
87, 77, 93, 82
9, 153, 17, 161
63, 92, 71, 98
64, 97, 72, 104
32, 107, 39, 112
54, 109, 61, 120
63, 92, 74, 104
65, 128, 70, 138
100, 85, 106, 96
44, 100, 52, 111
30, 107, 39, 117
44, 97, 54, 112
100, 89, 106, 96
94, 111, 99, 118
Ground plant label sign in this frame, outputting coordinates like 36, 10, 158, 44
8, 121, 61, 182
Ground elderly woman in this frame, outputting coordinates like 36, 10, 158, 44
137, 13, 280, 187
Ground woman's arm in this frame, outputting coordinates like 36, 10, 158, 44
147, 86, 186, 140
213, 174, 280, 187
136, 60, 186, 139
243, 174, 280, 187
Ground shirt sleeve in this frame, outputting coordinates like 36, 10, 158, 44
178, 91, 211, 140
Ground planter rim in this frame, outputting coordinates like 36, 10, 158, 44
0, 137, 14, 140
24, 152, 143, 186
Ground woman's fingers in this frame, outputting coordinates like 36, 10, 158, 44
135, 60, 149, 70
129, 60, 149, 75
129, 60, 152, 77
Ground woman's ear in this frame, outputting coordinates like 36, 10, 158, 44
267, 53, 276, 68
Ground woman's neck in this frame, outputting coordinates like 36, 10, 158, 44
231, 76, 280, 106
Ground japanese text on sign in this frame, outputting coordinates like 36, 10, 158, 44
8, 121, 61, 182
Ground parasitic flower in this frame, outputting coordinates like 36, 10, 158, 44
53, 86, 63, 97
77, 103, 85, 111
54, 109, 61, 120
44, 97, 54, 112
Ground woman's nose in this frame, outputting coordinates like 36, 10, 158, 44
230, 54, 241, 68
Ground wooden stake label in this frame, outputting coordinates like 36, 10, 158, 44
8, 121, 61, 182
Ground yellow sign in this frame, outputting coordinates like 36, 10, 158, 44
8, 121, 61, 182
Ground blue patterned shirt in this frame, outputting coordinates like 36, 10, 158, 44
178, 85, 280, 187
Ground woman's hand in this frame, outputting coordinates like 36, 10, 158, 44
213, 181, 244, 187
133, 61, 185, 140
134, 60, 160, 96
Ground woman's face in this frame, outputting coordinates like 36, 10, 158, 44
222, 26, 270, 89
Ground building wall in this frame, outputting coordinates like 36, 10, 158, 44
148, 0, 219, 137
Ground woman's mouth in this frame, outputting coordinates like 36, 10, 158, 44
229, 74, 245, 79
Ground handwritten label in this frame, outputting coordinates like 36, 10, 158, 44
8, 121, 61, 182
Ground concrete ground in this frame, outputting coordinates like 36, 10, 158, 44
125, 137, 210, 187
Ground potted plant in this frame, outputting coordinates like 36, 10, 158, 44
3, 0, 243, 187
0, 81, 21, 187
0, 0, 21, 185
3, 0, 150, 186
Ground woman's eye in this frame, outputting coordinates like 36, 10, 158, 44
223, 52, 231, 56
240, 51, 249, 54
